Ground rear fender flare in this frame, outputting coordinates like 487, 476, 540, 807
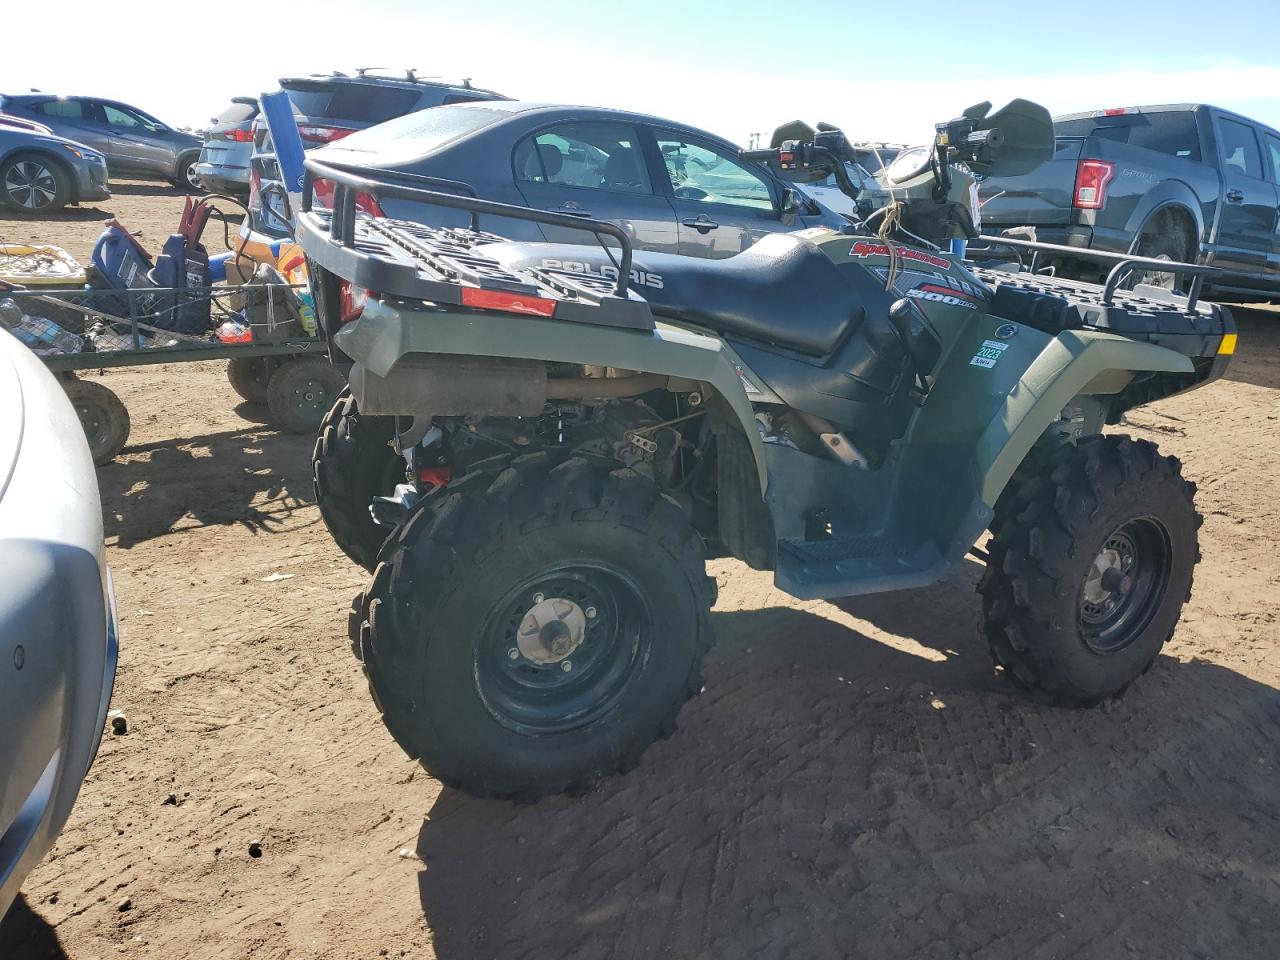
334, 299, 772, 492
976, 330, 1194, 506
1122, 183, 1205, 257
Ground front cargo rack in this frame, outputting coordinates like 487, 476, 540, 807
297, 158, 655, 332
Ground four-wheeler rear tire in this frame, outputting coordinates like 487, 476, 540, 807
1, 152, 71, 213
265, 356, 346, 434
313, 392, 404, 570
226, 356, 281, 405
348, 452, 717, 801
62, 376, 130, 466
980, 435, 1201, 705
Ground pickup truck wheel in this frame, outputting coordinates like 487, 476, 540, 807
63, 377, 131, 466
313, 392, 404, 570
1130, 225, 1191, 292
348, 452, 716, 801
980, 436, 1200, 705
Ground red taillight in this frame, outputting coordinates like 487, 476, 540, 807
222, 128, 253, 142
459, 287, 556, 317
339, 281, 370, 323
1103, 108, 1128, 117
298, 124, 355, 145
311, 177, 384, 217
416, 466, 451, 488
1073, 159, 1115, 210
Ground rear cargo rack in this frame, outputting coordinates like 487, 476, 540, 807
974, 234, 1258, 316
301, 157, 634, 298
298, 157, 655, 331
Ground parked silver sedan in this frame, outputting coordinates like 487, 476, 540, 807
0, 331, 117, 918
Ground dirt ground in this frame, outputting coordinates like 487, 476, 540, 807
2, 185, 1279, 960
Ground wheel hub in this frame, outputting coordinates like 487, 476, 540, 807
515, 596, 586, 664
1078, 520, 1171, 655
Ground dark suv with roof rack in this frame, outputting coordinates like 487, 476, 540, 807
245, 71, 507, 241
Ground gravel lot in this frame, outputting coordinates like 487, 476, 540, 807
1, 183, 1278, 960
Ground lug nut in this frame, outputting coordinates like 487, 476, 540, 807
585, 606, 597, 620
507, 648, 520, 660
561, 661, 573, 673
532, 592, 545, 604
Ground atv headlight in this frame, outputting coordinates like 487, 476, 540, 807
885, 146, 932, 184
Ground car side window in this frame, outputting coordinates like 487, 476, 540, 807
36, 99, 85, 120
1217, 118, 1263, 179
654, 135, 774, 210
1264, 134, 1280, 184
101, 104, 157, 131
513, 122, 651, 195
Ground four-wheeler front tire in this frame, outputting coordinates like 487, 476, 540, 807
348, 452, 716, 801
62, 376, 130, 466
980, 435, 1201, 705
1, 152, 70, 212
265, 356, 346, 434
313, 392, 403, 570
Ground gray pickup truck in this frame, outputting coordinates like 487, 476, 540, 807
979, 104, 1280, 297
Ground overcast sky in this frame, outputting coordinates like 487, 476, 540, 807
4, 0, 1279, 146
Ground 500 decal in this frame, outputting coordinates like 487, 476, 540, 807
849, 240, 950, 270
541, 258, 665, 290
907, 282, 980, 309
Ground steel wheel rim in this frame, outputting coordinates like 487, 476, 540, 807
1078, 517, 1172, 654
476, 562, 653, 734
74, 398, 110, 451
4, 160, 56, 210
291, 376, 332, 416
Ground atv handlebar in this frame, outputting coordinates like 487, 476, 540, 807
302, 157, 636, 298
739, 148, 778, 162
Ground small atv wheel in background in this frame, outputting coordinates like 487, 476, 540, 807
62, 376, 130, 466
980, 435, 1201, 705
226, 356, 281, 405
265, 356, 346, 434
313, 391, 404, 570
349, 453, 717, 801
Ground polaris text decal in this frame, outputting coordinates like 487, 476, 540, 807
540, 258, 665, 290
849, 240, 950, 271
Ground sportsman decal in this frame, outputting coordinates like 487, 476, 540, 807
849, 240, 950, 271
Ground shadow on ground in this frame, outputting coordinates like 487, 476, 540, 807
0, 896, 67, 960
1222, 306, 1280, 391
0, 206, 109, 224
99, 423, 314, 548
416, 564, 1280, 960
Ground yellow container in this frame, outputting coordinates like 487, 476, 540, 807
0, 243, 88, 288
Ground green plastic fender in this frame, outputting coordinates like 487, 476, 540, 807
976, 329, 1194, 506
334, 299, 773, 491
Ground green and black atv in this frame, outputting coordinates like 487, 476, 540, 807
298, 100, 1236, 801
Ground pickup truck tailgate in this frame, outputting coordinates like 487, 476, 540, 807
979, 138, 1083, 227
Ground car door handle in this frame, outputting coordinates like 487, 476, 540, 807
681, 216, 720, 233
1226, 189, 1245, 203
554, 206, 592, 218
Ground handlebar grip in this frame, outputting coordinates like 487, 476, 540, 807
739, 149, 778, 162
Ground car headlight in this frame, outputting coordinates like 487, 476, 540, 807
885, 145, 933, 184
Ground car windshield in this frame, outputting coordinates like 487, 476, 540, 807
283, 81, 422, 123
316, 105, 506, 162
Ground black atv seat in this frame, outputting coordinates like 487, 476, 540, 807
634, 233, 869, 357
